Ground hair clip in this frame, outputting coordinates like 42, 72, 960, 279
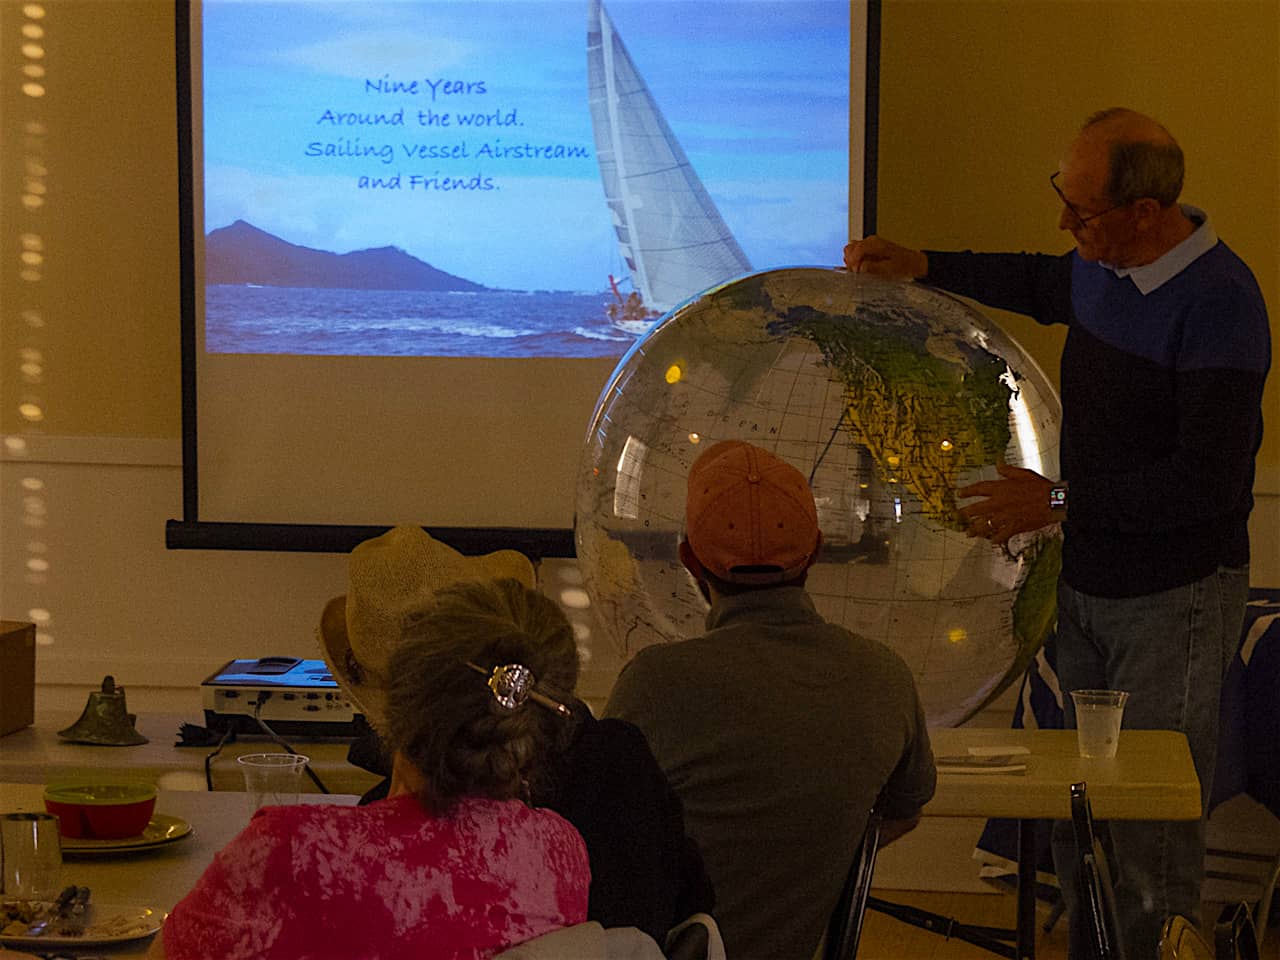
465, 662, 573, 719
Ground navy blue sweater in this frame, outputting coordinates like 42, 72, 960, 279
924, 244, 1270, 598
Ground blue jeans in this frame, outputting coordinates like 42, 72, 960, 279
1049, 566, 1250, 960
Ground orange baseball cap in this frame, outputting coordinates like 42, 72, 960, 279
685, 441, 820, 584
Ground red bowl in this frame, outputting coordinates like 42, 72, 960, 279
43, 782, 157, 839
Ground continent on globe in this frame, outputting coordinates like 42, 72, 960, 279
576, 268, 1063, 726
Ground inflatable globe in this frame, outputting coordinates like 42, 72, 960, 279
574, 268, 1063, 726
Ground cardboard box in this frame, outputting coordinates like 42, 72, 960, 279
0, 620, 36, 736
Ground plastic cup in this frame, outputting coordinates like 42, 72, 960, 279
1, 812, 63, 899
1071, 689, 1129, 759
237, 753, 309, 815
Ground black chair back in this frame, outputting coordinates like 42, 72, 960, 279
666, 922, 709, 960
1215, 901, 1261, 960
823, 814, 881, 960
1070, 781, 1124, 960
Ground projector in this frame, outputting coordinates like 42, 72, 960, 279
201, 657, 361, 737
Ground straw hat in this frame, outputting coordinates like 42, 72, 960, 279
317, 525, 534, 732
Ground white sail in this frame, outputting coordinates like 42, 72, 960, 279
587, 0, 752, 315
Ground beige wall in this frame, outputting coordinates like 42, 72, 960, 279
875, 0, 1279, 490
2, 0, 180, 440
2, 1, 1274, 462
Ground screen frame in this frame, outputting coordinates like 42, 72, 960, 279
167, 0, 882, 555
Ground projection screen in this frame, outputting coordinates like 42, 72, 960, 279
169, 0, 875, 553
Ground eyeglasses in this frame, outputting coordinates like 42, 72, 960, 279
1050, 171, 1127, 227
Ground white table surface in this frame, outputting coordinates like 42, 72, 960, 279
10, 718, 1199, 820
1, 726, 1203, 956
876, 728, 1202, 960
925, 727, 1202, 821
0, 782, 359, 957
0, 712, 381, 796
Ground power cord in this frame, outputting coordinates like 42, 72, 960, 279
252, 693, 332, 794
204, 726, 235, 792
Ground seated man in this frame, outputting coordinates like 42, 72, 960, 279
605, 440, 937, 960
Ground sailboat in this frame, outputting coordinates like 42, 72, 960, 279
587, 0, 752, 333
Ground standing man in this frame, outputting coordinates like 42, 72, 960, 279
605, 439, 936, 960
845, 108, 1271, 957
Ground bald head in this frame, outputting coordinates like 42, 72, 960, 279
1079, 107, 1184, 207
1083, 107, 1175, 142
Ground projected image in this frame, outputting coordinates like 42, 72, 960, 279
201, 1, 848, 358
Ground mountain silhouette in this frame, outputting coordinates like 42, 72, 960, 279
205, 220, 487, 292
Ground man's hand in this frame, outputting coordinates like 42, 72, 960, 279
843, 235, 928, 279
957, 463, 1059, 546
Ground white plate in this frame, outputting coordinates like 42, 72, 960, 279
0, 903, 163, 947
61, 813, 193, 855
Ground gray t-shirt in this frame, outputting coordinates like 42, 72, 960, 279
604, 586, 936, 960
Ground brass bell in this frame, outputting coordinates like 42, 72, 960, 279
57, 675, 149, 746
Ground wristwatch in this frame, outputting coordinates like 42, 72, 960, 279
1049, 483, 1068, 513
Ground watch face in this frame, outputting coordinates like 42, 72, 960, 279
1050, 486, 1067, 510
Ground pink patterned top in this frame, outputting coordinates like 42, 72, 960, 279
162, 794, 590, 960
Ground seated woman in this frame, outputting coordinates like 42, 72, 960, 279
328, 527, 715, 944
150, 576, 590, 960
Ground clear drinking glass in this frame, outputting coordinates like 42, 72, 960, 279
1070, 689, 1130, 759
1, 812, 63, 899
237, 753, 309, 815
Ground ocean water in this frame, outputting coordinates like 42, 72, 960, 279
204, 285, 645, 358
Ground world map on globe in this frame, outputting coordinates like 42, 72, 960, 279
575, 268, 1063, 726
